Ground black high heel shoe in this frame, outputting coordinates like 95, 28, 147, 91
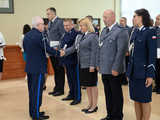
81, 107, 91, 112
85, 106, 98, 114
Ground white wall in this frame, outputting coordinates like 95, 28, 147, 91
0, 0, 120, 44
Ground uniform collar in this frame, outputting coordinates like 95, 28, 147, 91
138, 25, 144, 31
83, 31, 89, 35
65, 28, 74, 34
108, 22, 117, 31
70, 28, 74, 33
32, 28, 41, 33
51, 16, 58, 23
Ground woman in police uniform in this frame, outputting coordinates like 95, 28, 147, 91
61, 17, 99, 113
127, 9, 156, 120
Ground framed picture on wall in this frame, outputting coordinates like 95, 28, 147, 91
93, 18, 101, 31
0, 0, 14, 13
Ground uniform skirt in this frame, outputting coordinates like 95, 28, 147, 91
129, 77, 152, 103
79, 68, 98, 87
0, 60, 3, 72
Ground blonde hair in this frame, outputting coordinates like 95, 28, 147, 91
79, 17, 95, 32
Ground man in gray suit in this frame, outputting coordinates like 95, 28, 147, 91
46, 7, 65, 96
98, 10, 129, 120
119, 17, 131, 85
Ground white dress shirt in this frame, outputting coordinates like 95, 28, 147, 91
108, 22, 117, 31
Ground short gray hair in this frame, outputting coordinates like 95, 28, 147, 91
32, 16, 42, 28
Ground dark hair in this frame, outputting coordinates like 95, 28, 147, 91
121, 17, 127, 21
47, 7, 56, 15
86, 15, 93, 21
135, 8, 151, 27
150, 18, 154, 27
43, 18, 49, 25
23, 24, 31, 35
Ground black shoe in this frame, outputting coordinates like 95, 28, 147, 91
39, 115, 49, 119
62, 96, 74, 101
85, 106, 98, 114
82, 87, 86, 89
101, 116, 111, 120
122, 80, 128, 85
81, 107, 91, 112
70, 100, 81, 105
53, 92, 64, 96
39, 111, 45, 116
48, 91, 56, 95
43, 86, 46, 91
32, 115, 49, 120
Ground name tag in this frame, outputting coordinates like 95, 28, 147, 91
50, 41, 59, 47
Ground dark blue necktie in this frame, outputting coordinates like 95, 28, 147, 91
80, 34, 85, 41
106, 28, 109, 33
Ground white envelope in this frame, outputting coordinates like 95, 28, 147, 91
157, 48, 160, 58
50, 41, 59, 47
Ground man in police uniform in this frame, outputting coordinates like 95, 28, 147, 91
46, 7, 65, 96
23, 16, 59, 120
98, 10, 129, 120
153, 14, 160, 94
119, 17, 131, 85
119, 17, 132, 35
60, 19, 81, 105
86, 15, 100, 36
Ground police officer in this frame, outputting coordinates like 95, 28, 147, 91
98, 10, 129, 120
119, 17, 132, 85
61, 19, 81, 105
60, 17, 99, 112
23, 16, 59, 120
119, 17, 132, 35
86, 15, 100, 36
46, 7, 65, 96
153, 14, 160, 94
127, 9, 156, 120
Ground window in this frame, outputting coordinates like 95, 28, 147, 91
121, 0, 160, 26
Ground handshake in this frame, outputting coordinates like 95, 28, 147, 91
60, 49, 65, 57
53, 44, 67, 57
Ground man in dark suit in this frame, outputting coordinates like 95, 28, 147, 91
60, 19, 81, 105
98, 10, 129, 120
46, 7, 65, 96
23, 16, 59, 120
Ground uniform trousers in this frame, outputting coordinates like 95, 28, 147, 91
27, 73, 45, 119
102, 74, 123, 120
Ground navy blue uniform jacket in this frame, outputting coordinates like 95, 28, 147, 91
127, 27, 157, 79
23, 28, 59, 73
61, 28, 78, 65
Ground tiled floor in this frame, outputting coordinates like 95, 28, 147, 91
0, 75, 160, 120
